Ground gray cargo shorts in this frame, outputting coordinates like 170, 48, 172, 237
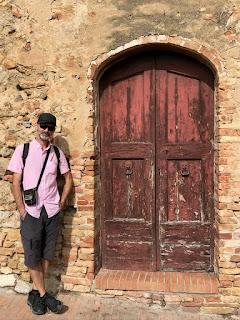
20, 206, 60, 267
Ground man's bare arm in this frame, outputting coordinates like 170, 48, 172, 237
60, 171, 73, 210
12, 172, 26, 217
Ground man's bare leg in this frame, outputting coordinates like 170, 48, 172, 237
29, 259, 50, 296
42, 259, 50, 276
29, 264, 46, 297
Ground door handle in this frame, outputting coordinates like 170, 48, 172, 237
125, 161, 133, 176
180, 167, 189, 177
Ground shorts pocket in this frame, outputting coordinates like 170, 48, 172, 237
21, 236, 42, 267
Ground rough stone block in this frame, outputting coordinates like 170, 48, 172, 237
201, 306, 235, 315
0, 266, 12, 274
219, 268, 240, 275
231, 287, 240, 296
8, 257, 18, 269
61, 275, 91, 286
231, 255, 240, 262
20, 272, 30, 282
72, 284, 91, 293
164, 295, 182, 303
63, 283, 74, 291
0, 274, 17, 287
0, 247, 14, 256
6, 229, 20, 241
3, 240, 14, 248
15, 279, 31, 294
18, 261, 28, 272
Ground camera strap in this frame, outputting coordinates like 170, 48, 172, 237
36, 147, 51, 191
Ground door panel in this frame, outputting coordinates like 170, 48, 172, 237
156, 55, 214, 271
161, 245, 211, 270
105, 240, 154, 271
167, 73, 201, 143
100, 52, 214, 272
100, 56, 156, 271
112, 159, 149, 220
167, 159, 202, 222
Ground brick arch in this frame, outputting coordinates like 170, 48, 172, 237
90, 35, 222, 277
88, 35, 224, 84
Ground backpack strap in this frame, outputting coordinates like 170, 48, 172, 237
21, 143, 29, 188
22, 143, 30, 167
53, 145, 61, 176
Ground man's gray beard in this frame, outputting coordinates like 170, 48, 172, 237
40, 133, 50, 141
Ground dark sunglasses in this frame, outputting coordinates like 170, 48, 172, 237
39, 124, 55, 132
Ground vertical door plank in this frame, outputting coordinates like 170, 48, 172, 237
156, 53, 214, 271
100, 56, 156, 271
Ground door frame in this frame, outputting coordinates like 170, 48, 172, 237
98, 51, 215, 272
87, 38, 220, 276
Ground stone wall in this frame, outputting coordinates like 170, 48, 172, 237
0, 0, 240, 317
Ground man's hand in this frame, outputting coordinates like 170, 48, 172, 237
59, 171, 73, 211
19, 210, 27, 220
60, 200, 66, 211
19, 205, 27, 220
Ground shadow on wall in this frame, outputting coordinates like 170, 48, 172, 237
46, 135, 76, 295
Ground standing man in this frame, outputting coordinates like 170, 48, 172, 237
7, 113, 73, 315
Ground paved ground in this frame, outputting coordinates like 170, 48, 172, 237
0, 289, 233, 320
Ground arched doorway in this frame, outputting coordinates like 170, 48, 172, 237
99, 50, 214, 272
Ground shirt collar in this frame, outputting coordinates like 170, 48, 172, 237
32, 138, 52, 151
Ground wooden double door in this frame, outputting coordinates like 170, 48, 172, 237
99, 51, 214, 272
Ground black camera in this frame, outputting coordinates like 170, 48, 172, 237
23, 188, 37, 206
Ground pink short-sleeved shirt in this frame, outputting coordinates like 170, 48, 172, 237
8, 139, 70, 218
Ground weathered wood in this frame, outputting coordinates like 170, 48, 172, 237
161, 245, 211, 271
105, 221, 153, 241
167, 159, 202, 222
100, 55, 156, 271
155, 53, 214, 271
161, 224, 210, 244
105, 240, 154, 270
100, 51, 214, 272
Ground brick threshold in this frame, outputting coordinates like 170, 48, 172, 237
95, 269, 219, 294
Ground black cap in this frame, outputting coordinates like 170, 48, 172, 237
37, 113, 56, 126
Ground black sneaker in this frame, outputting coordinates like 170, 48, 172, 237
31, 294, 47, 315
42, 292, 63, 314
27, 289, 39, 308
